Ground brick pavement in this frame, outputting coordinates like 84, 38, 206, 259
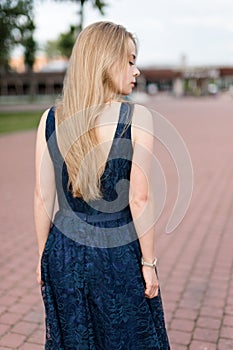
0, 94, 233, 349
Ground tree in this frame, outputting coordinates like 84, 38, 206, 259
44, 40, 61, 59
44, 25, 76, 59
0, 0, 36, 72
57, 25, 76, 58
42, 0, 107, 59
24, 35, 37, 71
53, 0, 107, 31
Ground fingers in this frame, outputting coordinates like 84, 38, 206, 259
145, 283, 159, 299
142, 266, 159, 299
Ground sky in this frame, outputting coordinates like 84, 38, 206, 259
33, 0, 233, 67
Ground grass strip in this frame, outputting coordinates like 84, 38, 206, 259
0, 110, 43, 134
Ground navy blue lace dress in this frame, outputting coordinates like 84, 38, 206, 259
41, 102, 170, 349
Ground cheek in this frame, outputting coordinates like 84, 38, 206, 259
122, 68, 131, 82
109, 65, 123, 86
108, 64, 132, 93
117, 71, 127, 87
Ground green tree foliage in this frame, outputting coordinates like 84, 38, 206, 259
57, 25, 76, 58
44, 25, 76, 59
0, 0, 36, 72
24, 35, 37, 70
44, 40, 61, 59
43, 0, 107, 59
53, 0, 107, 31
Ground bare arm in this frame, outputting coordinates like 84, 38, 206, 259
34, 109, 56, 282
130, 104, 158, 298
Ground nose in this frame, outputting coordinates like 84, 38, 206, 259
134, 67, 140, 77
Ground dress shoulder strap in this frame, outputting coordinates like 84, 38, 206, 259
45, 106, 55, 142
45, 106, 62, 164
116, 102, 134, 139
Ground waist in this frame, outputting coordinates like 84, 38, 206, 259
55, 207, 131, 224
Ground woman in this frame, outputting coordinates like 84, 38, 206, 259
34, 21, 170, 349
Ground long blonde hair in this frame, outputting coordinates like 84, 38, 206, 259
55, 21, 136, 202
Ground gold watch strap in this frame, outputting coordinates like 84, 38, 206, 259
141, 257, 157, 268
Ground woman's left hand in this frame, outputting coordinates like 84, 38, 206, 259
142, 266, 159, 299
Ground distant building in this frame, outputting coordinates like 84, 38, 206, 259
219, 67, 233, 90
9, 54, 68, 73
2, 54, 68, 96
1, 56, 233, 97
140, 66, 233, 96
0, 71, 64, 96
140, 67, 181, 92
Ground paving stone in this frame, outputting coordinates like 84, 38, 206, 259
0, 325, 9, 338
18, 343, 43, 350
26, 328, 45, 345
170, 318, 195, 332
218, 338, 233, 349
11, 321, 38, 335
171, 344, 188, 350
197, 316, 222, 330
168, 329, 192, 346
223, 316, 233, 327
0, 312, 22, 326
220, 326, 233, 340
0, 332, 26, 348
193, 327, 219, 343
189, 340, 216, 350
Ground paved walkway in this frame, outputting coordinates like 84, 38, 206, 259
0, 94, 233, 349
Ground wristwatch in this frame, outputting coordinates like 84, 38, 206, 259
141, 257, 157, 268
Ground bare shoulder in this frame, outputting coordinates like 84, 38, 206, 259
37, 109, 50, 133
133, 103, 151, 116
131, 103, 154, 141
36, 108, 51, 139
35, 108, 51, 150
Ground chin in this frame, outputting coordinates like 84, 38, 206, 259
122, 89, 132, 96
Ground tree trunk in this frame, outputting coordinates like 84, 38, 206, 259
80, 2, 84, 30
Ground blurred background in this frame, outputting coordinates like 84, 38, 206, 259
0, 0, 233, 130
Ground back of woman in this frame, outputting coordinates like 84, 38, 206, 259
34, 21, 170, 350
